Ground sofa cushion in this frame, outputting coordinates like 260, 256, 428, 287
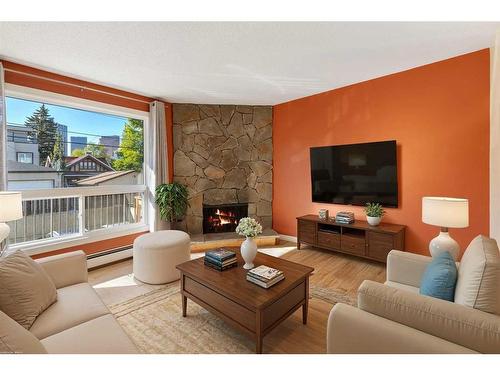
41, 314, 138, 354
0, 310, 47, 354
454, 235, 500, 315
420, 251, 457, 301
0, 250, 57, 329
29, 282, 109, 339
358, 280, 500, 353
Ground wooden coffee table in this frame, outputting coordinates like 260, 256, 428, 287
176, 249, 314, 353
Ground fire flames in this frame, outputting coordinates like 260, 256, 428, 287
207, 208, 238, 228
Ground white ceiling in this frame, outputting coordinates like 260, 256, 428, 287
0, 22, 499, 105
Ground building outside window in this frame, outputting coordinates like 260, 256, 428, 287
16, 152, 33, 164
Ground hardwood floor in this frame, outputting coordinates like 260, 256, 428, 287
89, 242, 386, 353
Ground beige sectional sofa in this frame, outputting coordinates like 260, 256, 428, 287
327, 236, 500, 354
1, 251, 138, 354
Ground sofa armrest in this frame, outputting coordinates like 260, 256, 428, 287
386, 250, 433, 288
357, 280, 500, 353
35, 251, 88, 289
327, 303, 477, 353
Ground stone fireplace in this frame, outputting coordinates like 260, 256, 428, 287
203, 203, 248, 234
173, 104, 273, 235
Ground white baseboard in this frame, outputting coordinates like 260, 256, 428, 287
279, 234, 297, 243
87, 248, 133, 269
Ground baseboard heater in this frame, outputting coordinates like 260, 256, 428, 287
87, 245, 133, 269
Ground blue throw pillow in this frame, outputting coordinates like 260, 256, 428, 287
420, 251, 458, 301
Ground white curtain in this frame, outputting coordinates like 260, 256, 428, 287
147, 100, 169, 231
491, 33, 500, 241
0, 63, 7, 191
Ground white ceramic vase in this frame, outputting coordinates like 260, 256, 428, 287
366, 216, 381, 226
241, 236, 258, 269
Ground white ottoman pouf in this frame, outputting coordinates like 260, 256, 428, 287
133, 230, 190, 284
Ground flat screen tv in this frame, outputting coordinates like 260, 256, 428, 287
310, 140, 398, 207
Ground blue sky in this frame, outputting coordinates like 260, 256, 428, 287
5, 96, 131, 147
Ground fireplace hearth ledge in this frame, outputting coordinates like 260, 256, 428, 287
189, 228, 279, 253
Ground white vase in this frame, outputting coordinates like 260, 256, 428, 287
366, 216, 381, 226
241, 237, 258, 269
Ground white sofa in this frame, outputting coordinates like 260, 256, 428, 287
1, 251, 138, 354
327, 244, 500, 354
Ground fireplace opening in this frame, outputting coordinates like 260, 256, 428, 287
203, 203, 248, 234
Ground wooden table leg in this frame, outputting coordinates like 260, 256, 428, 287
256, 335, 263, 354
303, 277, 309, 324
180, 274, 187, 317
182, 294, 187, 317
256, 309, 263, 354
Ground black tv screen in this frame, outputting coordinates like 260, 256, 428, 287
310, 140, 398, 207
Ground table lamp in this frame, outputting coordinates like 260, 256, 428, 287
422, 196, 469, 260
0, 192, 23, 255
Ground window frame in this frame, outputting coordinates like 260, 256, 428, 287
4, 84, 151, 256
16, 151, 34, 164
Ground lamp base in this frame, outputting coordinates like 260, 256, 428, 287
0, 222, 10, 257
429, 229, 459, 260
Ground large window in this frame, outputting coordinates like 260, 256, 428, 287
3, 93, 148, 251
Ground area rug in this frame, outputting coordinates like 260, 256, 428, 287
109, 282, 356, 354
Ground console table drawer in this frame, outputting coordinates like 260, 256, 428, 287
368, 232, 394, 261
341, 235, 366, 256
298, 220, 316, 244
317, 231, 340, 249
184, 276, 255, 331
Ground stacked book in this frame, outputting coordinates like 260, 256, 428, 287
204, 249, 237, 271
336, 211, 355, 224
246, 265, 285, 289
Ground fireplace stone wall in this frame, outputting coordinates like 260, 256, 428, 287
173, 104, 273, 234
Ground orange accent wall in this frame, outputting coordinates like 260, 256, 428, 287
1, 59, 174, 255
272, 49, 490, 256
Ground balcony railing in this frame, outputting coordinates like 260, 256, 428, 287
6, 185, 145, 247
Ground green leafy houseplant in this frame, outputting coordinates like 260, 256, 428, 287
155, 183, 189, 222
364, 202, 385, 217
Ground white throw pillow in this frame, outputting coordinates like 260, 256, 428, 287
454, 235, 500, 315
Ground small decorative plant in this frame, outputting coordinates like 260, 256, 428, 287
235, 217, 263, 238
365, 202, 385, 218
155, 183, 189, 222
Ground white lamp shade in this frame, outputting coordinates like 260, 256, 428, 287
0, 192, 23, 222
422, 196, 469, 228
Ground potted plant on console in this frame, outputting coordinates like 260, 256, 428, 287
155, 182, 189, 229
235, 217, 263, 269
365, 202, 385, 226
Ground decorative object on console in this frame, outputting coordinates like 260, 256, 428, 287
335, 211, 354, 224
246, 265, 285, 288
235, 217, 263, 269
0, 192, 23, 256
364, 202, 385, 226
204, 249, 237, 271
422, 197, 469, 261
318, 209, 329, 220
